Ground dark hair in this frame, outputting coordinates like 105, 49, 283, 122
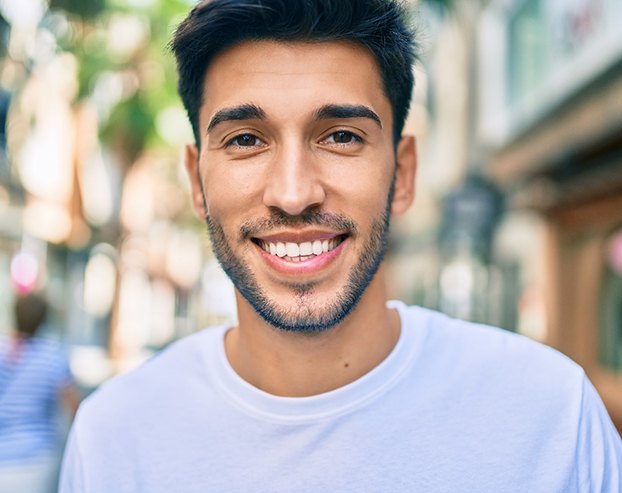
14, 293, 48, 338
172, 0, 417, 146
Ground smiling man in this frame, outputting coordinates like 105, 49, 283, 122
187, 38, 416, 398
59, 1, 622, 492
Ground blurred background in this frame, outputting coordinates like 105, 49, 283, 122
0, 0, 621, 432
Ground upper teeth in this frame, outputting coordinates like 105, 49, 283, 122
261, 239, 338, 258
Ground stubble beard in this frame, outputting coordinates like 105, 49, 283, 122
204, 180, 395, 334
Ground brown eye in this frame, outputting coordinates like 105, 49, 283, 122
232, 134, 260, 147
325, 131, 362, 145
333, 131, 354, 143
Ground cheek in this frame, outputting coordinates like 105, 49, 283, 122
204, 167, 262, 221
325, 162, 393, 216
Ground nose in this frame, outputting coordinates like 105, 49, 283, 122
262, 143, 326, 216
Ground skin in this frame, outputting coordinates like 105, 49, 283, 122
185, 40, 417, 397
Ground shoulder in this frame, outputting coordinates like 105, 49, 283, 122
35, 336, 68, 352
395, 302, 585, 400
394, 303, 597, 455
76, 325, 227, 428
25, 337, 70, 367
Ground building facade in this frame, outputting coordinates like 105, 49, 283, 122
479, 0, 622, 429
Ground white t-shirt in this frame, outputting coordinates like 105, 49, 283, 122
59, 302, 622, 492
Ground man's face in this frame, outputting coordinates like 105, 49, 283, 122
186, 40, 416, 332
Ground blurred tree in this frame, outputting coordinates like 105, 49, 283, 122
49, 0, 106, 20
424, 0, 455, 11
0, 12, 8, 58
50, 0, 193, 171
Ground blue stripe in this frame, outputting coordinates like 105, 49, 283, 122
0, 336, 72, 462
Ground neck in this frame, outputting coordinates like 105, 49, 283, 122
225, 268, 400, 397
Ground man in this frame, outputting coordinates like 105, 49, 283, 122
60, 0, 622, 491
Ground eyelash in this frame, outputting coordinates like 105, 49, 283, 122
322, 130, 364, 145
224, 130, 364, 149
225, 133, 266, 149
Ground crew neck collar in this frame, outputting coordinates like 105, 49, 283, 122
202, 301, 424, 424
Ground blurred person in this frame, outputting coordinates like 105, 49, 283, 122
0, 293, 80, 493
60, 1, 622, 491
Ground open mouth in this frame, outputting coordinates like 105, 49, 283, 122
252, 235, 348, 263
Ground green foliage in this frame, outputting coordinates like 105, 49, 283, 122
424, 0, 455, 9
102, 93, 153, 165
53, 0, 194, 164
49, 0, 107, 20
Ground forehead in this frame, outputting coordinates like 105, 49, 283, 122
199, 40, 391, 131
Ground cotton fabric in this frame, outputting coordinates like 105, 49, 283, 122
0, 336, 73, 493
0, 336, 72, 462
60, 302, 622, 492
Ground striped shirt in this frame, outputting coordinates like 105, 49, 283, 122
0, 335, 73, 463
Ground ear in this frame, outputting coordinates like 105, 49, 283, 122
391, 135, 417, 216
184, 144, 207, 219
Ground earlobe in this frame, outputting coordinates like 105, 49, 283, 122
391, 135, 417, 216
184, 144, 207, 219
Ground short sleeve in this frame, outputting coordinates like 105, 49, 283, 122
577, 375, 622, 491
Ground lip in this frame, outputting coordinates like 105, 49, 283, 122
255, 236, 348, 275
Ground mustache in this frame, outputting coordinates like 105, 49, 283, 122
239, 209, 358, 240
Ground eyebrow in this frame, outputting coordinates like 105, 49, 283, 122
314, 104, 382, 128
207, 104, 266, 133
206, 103, 383, 134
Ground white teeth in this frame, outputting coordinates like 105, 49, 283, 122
285, 242, 299, 257
262, 237, 341, 259
276, 242, 286, 257
299, 242, 313, 256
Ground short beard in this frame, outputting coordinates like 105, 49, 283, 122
204, 179, 394, 334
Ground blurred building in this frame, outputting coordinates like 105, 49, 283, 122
477, 0, 622, 429
390, 0, 622, 429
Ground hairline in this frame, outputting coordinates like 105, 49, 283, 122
194, 38, 397, 148
171, 0, 417, 150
